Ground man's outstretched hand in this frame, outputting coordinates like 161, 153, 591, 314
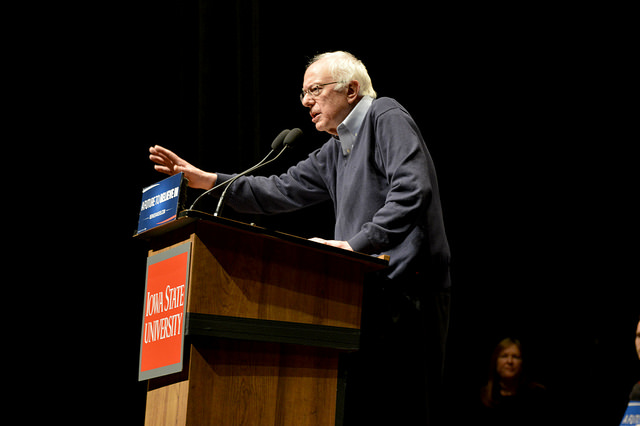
149, 145, 217, 190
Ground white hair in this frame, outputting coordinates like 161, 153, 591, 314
308, 51, 377, 99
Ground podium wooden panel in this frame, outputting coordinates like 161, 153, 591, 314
136, 211, 388, 426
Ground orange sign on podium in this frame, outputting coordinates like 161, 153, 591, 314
138, 242, 191, 381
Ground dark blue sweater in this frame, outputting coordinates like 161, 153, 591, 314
218, 97, 450, 286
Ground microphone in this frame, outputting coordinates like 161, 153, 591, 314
269, 128, 290, 150
188, 128, 302, 213
282, 127, 303, 148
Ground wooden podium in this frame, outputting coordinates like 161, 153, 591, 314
135, 211, 388, 426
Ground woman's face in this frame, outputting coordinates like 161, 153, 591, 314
496, 344, 523, 380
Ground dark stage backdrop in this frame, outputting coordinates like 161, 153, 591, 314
89, 2, 636, 424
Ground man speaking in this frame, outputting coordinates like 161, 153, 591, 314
150, 51, 450, 425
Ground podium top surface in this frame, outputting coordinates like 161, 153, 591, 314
134, 209, 389, 269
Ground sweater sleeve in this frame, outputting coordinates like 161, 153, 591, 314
219, 144, 334, 215
347, 107, 433, 254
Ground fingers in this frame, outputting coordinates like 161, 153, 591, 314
309, 237, 328, 244
149, 145, 172, 156
150, 145, 183, 175
150, 154, 174, 176
151, 145, 183, 166
150, 146, 168, 164
149, 153, 167, 166
148, 145, 214, 189
327, 240, 353, 251
153, 164, 174, 175
308, 238, 353, 251
149, 146, 171, 164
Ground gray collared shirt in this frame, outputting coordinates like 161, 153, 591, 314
336, 95, 374, 156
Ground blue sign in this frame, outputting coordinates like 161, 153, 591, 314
621, 401, 640, 426
136, 173, 186, 235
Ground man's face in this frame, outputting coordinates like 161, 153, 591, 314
301, 60, 352, 136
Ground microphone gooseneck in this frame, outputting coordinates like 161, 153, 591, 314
188, 128, 302, 214
212, 128, 303, 216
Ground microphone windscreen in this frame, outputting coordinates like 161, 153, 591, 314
283, 128, 303, 147
271, 129, 290, 150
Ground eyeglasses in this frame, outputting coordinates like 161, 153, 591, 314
300, 81, 343, 103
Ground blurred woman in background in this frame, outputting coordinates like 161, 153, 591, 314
479, 338, 549, 425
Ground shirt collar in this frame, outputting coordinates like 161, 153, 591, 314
336, 96, 374, 156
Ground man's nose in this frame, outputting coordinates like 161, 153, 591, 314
301, 94, 315, 108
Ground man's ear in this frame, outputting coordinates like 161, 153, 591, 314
346, 80, 361, 104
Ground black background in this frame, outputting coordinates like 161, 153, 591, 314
48, 2, 637, 424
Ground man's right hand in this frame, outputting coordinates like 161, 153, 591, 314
149, 145, 217, 190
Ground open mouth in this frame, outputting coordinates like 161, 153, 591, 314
310, 111, 321, 122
